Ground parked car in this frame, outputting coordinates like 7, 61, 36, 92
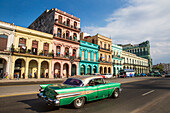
37, 76, 121, 109
101, 73, 113, 79
148, 72, 154, 76
165, 72, 170, 77
140, 73, 146, 76
154, 72, 162, 77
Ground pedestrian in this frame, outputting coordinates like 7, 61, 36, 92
17, 73, 19, 80
3, 72, 6, 79
22, 73, 25, 79
46, 73, 48, 78
30, 73, 32, 78
34, 72, 36, 78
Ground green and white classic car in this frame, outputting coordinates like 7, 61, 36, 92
37, 76, 122, 108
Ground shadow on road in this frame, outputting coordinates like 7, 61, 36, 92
18, 98, 60, 112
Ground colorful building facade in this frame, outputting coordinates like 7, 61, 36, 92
28, 8, 81, 78
11, 26, 53, 79
112, 44, 123, 75
0, 21, 15, 77
83, 34, 113, 74
79, 40, 99, 75
119, 41, 152, 72
122, 51, 149, 74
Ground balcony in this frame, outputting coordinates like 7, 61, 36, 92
55, 54, 80, 60
112, 55, 123, 59
11, 47, 53, 58
99, 46, 111, 52
54, 34, 79, 44
55, 20, 81, 32
113, 63, 122, 65
98, 59, 112, 64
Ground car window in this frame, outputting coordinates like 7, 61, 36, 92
87, 78, 105, 86
63, 78, 83, 86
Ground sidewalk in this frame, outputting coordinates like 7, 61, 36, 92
0, 78, 66, 86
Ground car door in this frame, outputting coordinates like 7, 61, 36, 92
95, 78, 109, 99
85, 80, 98, 101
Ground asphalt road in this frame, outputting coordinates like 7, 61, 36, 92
0, 77, 170, 113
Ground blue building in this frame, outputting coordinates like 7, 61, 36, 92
112, 44, 123, 75
79, 40, 99, 75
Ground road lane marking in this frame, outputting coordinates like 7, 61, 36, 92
142, 90, 155, 96
0, 91, 39, 98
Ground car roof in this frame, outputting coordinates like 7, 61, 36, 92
69, 75, 103, 86
69, 75, 102, 80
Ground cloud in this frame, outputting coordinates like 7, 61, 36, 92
83, 0, 170, 64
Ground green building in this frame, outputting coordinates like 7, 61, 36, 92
119, 40, 152, 72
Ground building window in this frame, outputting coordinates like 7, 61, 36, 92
0, 34, 8, 51
94, 53, 96, 62
19, 38, 27, 53
108, 44, 110, 50
43, 43, 49, 56
66, 31, 70, 39
74, 21, 77, 29
32, 40, 38, 55
88, 52, 91, 61
82, 51, 84, 60
65, 47, 69, 57
100, 54, 102, 60
57, 28, 62, 38
100, 42, 102, 48
58, 15, 62, 24
66, 18, 70, 27
56, 46, 60, 56
73, 33, 77, 41
73, 49, 76, 57
104, 43, 106, 49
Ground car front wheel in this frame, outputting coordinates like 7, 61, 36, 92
73, 97, 85, 109
112, 89, 119, 98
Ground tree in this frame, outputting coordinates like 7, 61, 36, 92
154, 64, 164, 73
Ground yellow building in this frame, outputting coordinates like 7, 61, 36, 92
10, 26, 53, 79
84, 34, 113, 74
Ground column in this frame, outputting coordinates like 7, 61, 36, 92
25, 59, 29, 79
48, 61, 52, 78
60, 63, 63, 78
69, 63, 71, 77
85, 65, 87, 75
91, 65, 93, 74
37, 60, 41, 79
91, 51, 94, 61
10, 56, 15, 79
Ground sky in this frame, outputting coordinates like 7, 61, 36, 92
0, 0, 170, 65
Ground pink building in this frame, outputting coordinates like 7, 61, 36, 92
29, 8, 81, 78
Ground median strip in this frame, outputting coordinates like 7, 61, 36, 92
142, 90, 155, 96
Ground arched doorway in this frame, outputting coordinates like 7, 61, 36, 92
104, 67, 107, 74
28, 60, 38, 78
71, 64, 76, 76
108, 67, 111, 73
63, 63, 69, 78
80, 65, 85, 75
40, 61, 49, 78
100, 67, 103, 74
14, 59, 25, 79
54, 62, 60, 78
0, 58, 7, 78
93, 66, 97, 74
87, 65, 91, 75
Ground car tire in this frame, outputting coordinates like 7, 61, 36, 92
112, 88, 119, 98
73, 97, 85, 109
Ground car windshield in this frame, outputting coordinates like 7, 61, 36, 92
63, 78, 83, 86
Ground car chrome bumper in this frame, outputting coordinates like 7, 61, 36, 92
37, 93, 60, 106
